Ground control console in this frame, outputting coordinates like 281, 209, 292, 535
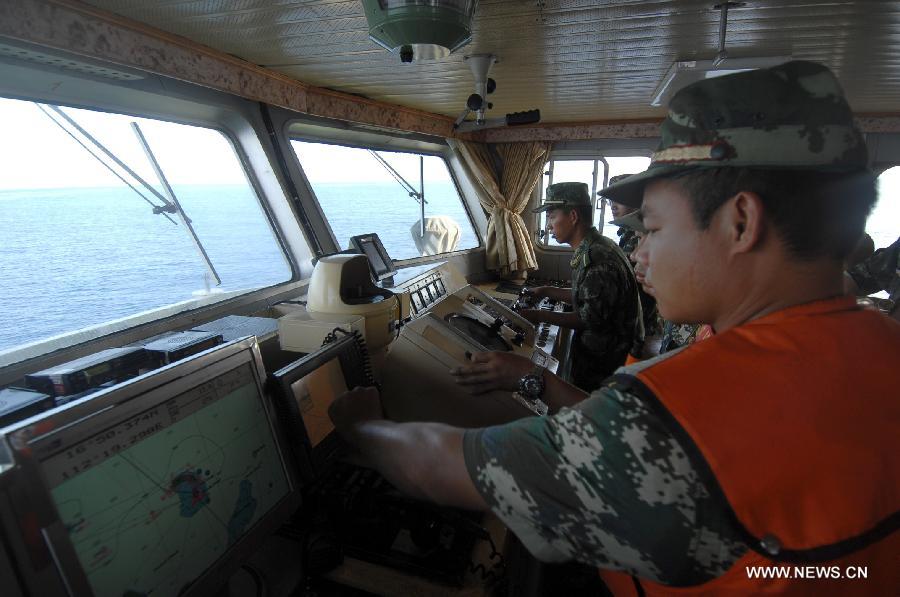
535, 298, 566, 352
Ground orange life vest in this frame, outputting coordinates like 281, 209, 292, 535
600, 296, 900, 595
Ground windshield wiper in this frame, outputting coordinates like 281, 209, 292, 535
39, 104, 181, 222
368, 150, 427, 237
35, 103, 177, 225
131, 122, 221, 286
36, 104, 222, 286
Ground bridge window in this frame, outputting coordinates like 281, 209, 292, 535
0, 98, 291, 357
291, 141, 479, 260
872, 167, 900, 250
539, 155, 651, 248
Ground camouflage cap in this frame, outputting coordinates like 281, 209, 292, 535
600, 61, 869, 207
599, 173, 634, 201
610, 210, 647, 234
533, 182, 592, 212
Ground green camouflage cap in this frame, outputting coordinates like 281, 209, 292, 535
599, 173, 634, 202
600, 61, 869, 207
533, 182, 591, 212
610, 210, 646, 234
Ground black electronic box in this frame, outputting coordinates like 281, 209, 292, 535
0, 387, 55, 427
138, 330, 224, 365
24, 346, 151, 397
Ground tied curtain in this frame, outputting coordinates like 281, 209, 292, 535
449, 139, 552, 275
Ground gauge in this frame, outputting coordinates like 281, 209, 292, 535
411, 291, 425, 313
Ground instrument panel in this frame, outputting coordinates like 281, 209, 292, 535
407, 272, 447, 316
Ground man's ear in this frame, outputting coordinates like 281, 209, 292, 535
722, 191, 766, 254
569, 208, 581, 225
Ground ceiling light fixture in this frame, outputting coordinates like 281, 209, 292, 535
650, 2, 790, 106
362, 0, 478, 63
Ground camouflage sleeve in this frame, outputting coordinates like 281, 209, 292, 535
462, 385, 748, 586
660, 322, 700, 354
848, 235, 900, 296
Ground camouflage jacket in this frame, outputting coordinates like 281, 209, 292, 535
849, 235, 900, 305
569, 228, 641, 391
660, 321, 701, 354
615, 226, 661, 341
463, 376, 748, 586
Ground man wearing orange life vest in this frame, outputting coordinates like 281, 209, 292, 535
328, 61, 900, 594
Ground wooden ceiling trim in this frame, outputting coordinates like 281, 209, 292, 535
857, 115, 900, 134
0, 0, 457, 138
476, 120, 664, 143
476, 115, 900, 143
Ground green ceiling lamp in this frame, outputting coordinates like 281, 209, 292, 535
363, 0, 478, 62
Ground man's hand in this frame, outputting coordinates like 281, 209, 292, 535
516, 308, 544, 324
328, 386, 384, 438
449, 351, 535, 394
522, 286, 550, 300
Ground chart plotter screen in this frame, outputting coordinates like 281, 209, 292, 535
40, 362, 291, 597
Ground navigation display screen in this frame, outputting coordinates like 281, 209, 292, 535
359, 237, 390, 277
41, 363, 291, 597
288, 357, 347, 447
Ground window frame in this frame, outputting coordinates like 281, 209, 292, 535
539, 156, 610, 249
286, 132, 483, 265
535, 148, 654, 252
0, 61, 311, 376
870, 166, 900, 253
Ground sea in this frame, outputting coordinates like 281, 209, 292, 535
0, 182, 478, 353
0, 180, 896, 355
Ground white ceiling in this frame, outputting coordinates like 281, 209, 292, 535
83, 0, 900, 123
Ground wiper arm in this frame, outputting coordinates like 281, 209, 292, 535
42, 105, 179, 218
368, 150, 429, 238
35, 103, 177, 225
131, 122, 222, 287
367, 150, 427, 206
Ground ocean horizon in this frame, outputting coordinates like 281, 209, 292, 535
0, 182, 477, 353
1, 180, 896, 354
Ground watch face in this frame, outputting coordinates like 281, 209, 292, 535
520, 374, 545, 398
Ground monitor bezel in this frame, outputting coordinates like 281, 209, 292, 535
349, 232, 397, 281
268, 334, 370, 485
0, 337, 302, 597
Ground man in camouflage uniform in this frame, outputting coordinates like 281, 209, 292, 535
611, 209, 710, 357
609, 199, 662, 352
518, 182, 641, 391
606, 173, 642, 255
659, 320, 701, 353
328, 62, 899, 593
847, 235, 900, 318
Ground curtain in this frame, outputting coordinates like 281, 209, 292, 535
449, 139, 551, 275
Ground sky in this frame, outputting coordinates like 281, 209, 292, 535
0, 98, 250, 189
291, 140, 454, 184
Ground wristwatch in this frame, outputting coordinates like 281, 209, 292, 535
518, 364, 546, 401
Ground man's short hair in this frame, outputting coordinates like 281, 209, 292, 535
548, 205, 593, 228
573, 204, 593, 227
673, 168, 876, 261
